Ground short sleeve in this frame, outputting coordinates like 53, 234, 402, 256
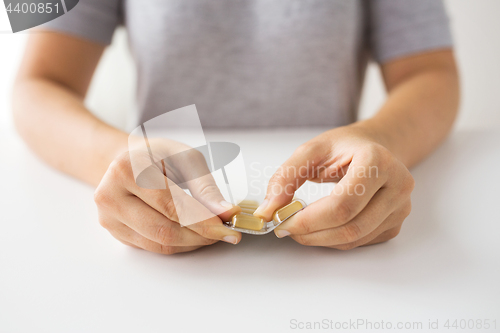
40, 0, 121, 45
367, 0, 453, 64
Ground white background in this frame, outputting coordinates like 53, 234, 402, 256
1, 127, 499, 333
1, 0, 500, 134
1, 3, 499, 332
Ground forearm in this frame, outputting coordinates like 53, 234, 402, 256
13, 78, 129, 187
355, 60, 459, 168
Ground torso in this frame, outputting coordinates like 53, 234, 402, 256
123, 0, 368, 128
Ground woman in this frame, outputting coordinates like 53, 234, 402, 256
12, 0, 459, 253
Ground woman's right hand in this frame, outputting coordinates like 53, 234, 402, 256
94, 145, 242, 254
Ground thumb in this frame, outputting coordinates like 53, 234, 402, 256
167, 147, 241, 222
254, 143, 320, 221
187, 173, 241, 222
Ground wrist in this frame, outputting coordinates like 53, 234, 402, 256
89, 125, 130, 185
350, 118, 415, 167
348, 119, 391, 148
349, 119, 411, 163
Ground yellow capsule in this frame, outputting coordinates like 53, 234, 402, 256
273, 200, 305, 223
240, 207, 257, 214
238, 200, 259, 209
237, 200, 259, 214
231, 213, 265, 231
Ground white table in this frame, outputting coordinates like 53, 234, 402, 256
1, 129, 499, 333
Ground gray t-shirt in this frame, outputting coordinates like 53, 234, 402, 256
42, 0, 452, 129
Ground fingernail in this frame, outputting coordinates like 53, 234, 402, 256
223, 235, 239, 244
219, 200, 234, 209
253, 199, 269, 218
275, 230, 291, 238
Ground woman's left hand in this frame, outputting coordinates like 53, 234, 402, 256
253, 124, 415, 250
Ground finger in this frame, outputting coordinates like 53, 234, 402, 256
118, 239, 140, 249
108, 220, 205, 254
163, 146, 241, 220
361, 226, 402, 247
291, 203, 409, 249
186, 173, 241, 222
110, 151, 241, 243
101, 216, 140, 249
255, 145, 387, 222
253, 143, 326, 221
102, 216, 208, 254
282, 188, 399, 244
166, 179, 242, 244
111, 227, 206, 254
111, 194, 220, 246
307, 164, 351, 184
274, 165, 388, 237
139, 243, 206, 255
125, 164, 241, 244
328, 226, 401, 251
103, 218, 143, 249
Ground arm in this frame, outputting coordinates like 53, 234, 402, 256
13, 32, 128, 187
13, 32, 241, 253
355, 50, 460, 168
254, 49, 459, 249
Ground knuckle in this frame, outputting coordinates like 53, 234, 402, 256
93, 187, 111, 207
378, 147, 393, 167
295, 141, 316, 156
269, 171, 287, 187
98, 217, 110, 230
360, 143, 392, 172
360, 143, 380, 161
199, 183, 221, 198
401, 173, 416, 195
293, 235, 310, 246
268, 173, 289, 197
334, 201, 355, 224
339, 223, 363, 243
359, 143, 378, 161
388, 227, 402, 239
179, 149, 208, 172
190, 221, 215, 239
293, 215, 312, 234
159, 245, 177, 255
387, 227, 402, 240
204, 237, 218, 246
156, 198, 178, 219
335, 243, 357, 251
400, 201, 413, 219
156, 224, 178, 245
198, 222, 214, 239
185, 148, 205, 162
109, 152, 133, 179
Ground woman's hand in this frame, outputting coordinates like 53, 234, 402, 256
94, 139, 242, 255
253, 124, 415, 250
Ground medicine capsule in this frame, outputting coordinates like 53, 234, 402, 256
237, 200, 259, 214
224, 199, 306, 235
230, 213, 265, 231
240, 207, 256, 214
238, 200, 259, 207
273, 200, 305, 223
238, 200, 259, 208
